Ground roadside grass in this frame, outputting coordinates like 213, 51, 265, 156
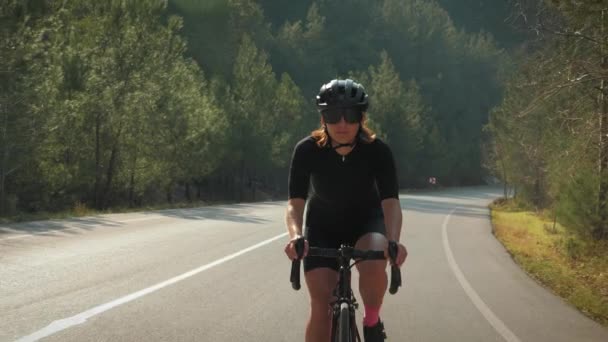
490, 199, 608, 327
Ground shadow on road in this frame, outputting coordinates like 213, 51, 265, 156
0, 189, 501, 237
0, 216, 123, 237
0, 202, 285, 237
154, 203, 280, 224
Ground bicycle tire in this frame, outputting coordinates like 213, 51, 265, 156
337, 302, 350, 342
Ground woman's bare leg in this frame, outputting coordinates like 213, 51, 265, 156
304, 267, 339, 342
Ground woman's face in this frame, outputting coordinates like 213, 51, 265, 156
322, 113, 364, 145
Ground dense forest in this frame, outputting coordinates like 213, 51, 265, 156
0, 0, 511, 212
487, 0, 608, 239
3, 0, 606, 239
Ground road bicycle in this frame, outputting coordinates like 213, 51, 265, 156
290, 238, 402, 342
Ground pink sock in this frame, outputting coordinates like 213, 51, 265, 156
363, 306, 381, 327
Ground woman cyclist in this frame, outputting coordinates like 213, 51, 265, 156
284, 79, 408, 342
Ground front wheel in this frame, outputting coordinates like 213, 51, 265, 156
336, 302, 350, 342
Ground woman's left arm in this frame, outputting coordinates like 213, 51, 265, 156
381, 198, 402, 242
381, 198, 408, 266
375, 140, 408, 266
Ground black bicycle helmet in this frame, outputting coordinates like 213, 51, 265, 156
316, 79, 369, 112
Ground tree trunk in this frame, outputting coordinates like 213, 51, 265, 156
101, 145, 118, 209
0, 108, 6, 216
185, 182, 191, 202
239, 163, 245, 202
496, 141, 508, 199
598, 9, 608, 239
203, 177, 210, 201
535, 166, 543, 208
250, 168, 256, 202
94, 114, 102, 209
0, 168, 5, 216
167, 188, 173, 204
502, 169, 508, 199
210, 177, 215, 201
128, 156, 136, 208
221, 173, 226, 201
598, 75, 608, 239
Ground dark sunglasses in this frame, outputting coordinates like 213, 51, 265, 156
321, 107, 363, 124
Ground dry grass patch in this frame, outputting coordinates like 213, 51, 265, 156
491, 201, 608, 326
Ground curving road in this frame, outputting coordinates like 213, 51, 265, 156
1, 186, 607, 341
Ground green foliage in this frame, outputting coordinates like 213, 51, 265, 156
556, 167, 600, 236
487, 1, 608, 239
1, 0, 517, 215
1, 0, 227, 211
271, 73, 308, 166
0, 0, 54, 214
363, 51, 428, 186
435, 0, 527, 48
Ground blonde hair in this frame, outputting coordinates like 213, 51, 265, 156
310, 114, 376, 147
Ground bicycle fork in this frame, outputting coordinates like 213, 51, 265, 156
330, 267, 362, 342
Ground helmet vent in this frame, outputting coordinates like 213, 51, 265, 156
351, 87, 358, 98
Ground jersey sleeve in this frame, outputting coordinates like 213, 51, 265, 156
374, 140, 400, 200
288, 138, 312, 200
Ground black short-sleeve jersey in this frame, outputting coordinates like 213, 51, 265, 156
288, 136, 399, 227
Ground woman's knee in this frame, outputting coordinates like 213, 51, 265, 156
355, 232, 388, 275
355, 232, 388, 251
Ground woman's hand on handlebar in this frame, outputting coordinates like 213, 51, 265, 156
386, 241, 408, 267
284, 235, 309, 261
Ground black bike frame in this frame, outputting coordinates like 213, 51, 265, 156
290, 240, 402, 342
330, 247, 361, 341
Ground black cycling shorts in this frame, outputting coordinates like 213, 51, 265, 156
303, 215, 386, 273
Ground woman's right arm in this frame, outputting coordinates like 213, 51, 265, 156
284, 140, 311, 260
286, 198, 306, 240
284, 198, 308, 260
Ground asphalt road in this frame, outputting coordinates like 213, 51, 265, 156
1, 186, 607, 341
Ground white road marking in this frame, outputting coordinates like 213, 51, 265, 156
15, 232, 289, 342
442, 208, 522, 342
